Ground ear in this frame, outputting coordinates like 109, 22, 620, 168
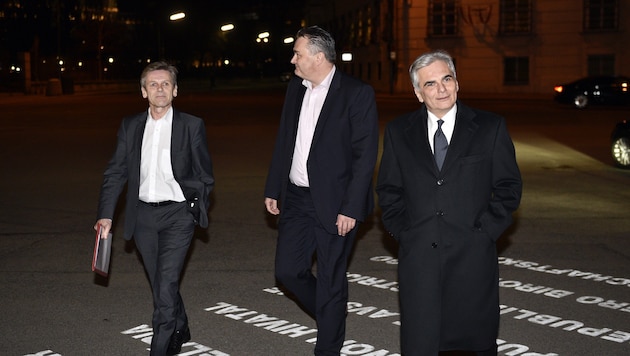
413, 88, 424, 103
141, 87, 148, 98
173, 85, 178, 97
316, 52, 325, 64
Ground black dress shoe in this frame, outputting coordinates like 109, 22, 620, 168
166, 328, 191, 355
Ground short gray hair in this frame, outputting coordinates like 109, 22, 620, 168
409, 50, 457, 90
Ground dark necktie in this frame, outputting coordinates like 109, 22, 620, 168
434, 119, 448, 170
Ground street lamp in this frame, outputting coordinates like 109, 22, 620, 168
257, 32, 270, 43
158, 12, 186, 60
221, 23, 235, 32
170, 12, 186, 21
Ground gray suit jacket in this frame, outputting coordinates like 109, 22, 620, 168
97, 108, 214, 240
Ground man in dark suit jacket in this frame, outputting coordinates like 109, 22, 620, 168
264, 26, 379, 355
376, 51, 522, 355
94, 61, 214, 356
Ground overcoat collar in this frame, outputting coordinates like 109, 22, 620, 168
402, 101, 479, 174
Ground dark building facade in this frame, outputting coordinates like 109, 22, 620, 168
306, 0, 630, 95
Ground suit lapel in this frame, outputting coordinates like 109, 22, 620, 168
403, 107, 436, 172
129, 113, 147, 190
441, 102, 478, 172
311, 70, 341, 146
289, 81, 307, 139
133, 113, 147, 158
170, 108, 183, 150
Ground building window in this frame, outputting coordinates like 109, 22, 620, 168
504, 56, 529, 85
500, 0, 532, 34
349, 15, 356, 46
587, 54, 615, 76
366, 3, 376, 45
584, 0, 618, 31
356, 9, 364, 47
429, 0, 458, 36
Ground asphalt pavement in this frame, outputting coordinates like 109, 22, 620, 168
1, 82, 629, 356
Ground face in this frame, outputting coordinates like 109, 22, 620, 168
290, 36, 322, 82
141, 69, 178, 110
413, 60, 459, 118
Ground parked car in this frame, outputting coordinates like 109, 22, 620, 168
553, 75, 630, 109
611, 120, 630, 169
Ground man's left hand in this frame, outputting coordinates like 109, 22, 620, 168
336, 214, 356, 237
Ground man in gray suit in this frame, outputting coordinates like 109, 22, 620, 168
94, 61, 214, 356
376, 51, 522, 355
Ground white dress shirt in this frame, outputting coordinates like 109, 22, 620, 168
427, 104, 457, 153
289, 66, 336, 187
138, 107, 186, 203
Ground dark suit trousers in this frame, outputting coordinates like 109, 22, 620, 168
134, 201, 195, 356
275, 184, 357, 356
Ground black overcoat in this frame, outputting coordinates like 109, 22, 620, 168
376, 102, 522, 354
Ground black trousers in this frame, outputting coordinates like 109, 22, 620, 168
438, 347, 498, 356
134, 201, 195, 356
275, 184, 357, 356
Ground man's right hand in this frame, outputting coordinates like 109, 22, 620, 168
94, 219, 113, 239
264, 198, 280, 215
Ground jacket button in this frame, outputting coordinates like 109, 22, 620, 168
437, 179, 444, 186
431, 243, 438, 248
436, 210, 444, 216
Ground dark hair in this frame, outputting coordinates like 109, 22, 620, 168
409, 50, 457, 90
140, 61, 178, 88
296, 25, 336, 63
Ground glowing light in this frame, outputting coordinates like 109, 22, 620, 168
221, 24, 234, 32
169, 12, 185, 21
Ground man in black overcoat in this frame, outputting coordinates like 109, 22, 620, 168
376, 50, 522, 355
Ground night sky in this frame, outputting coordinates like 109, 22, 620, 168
116, 0, 295, 22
